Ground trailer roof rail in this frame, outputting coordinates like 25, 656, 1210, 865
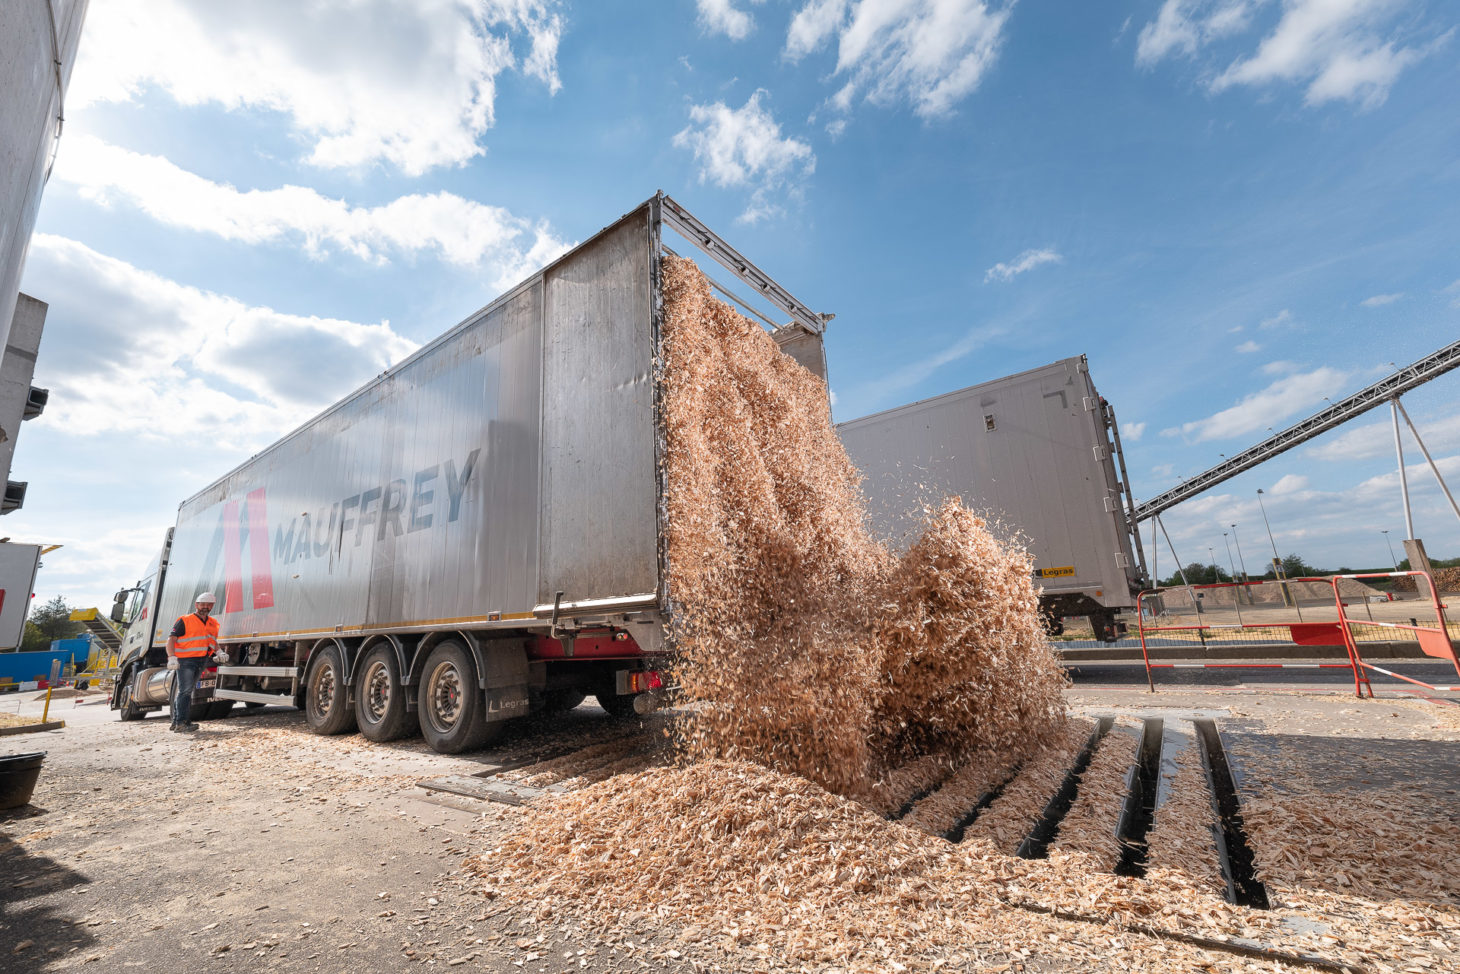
658, 194, 827, 336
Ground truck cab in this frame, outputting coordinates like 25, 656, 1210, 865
109, 529, 230, 721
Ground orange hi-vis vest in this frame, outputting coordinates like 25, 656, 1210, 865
174, 613, 220, 658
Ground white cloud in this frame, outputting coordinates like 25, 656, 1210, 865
674, 91, 816, 223
784, 0, 1012, 119
67, 0, 564, 175
1211, 0, 1443, 108
1360, 292, 1403, 306
1262, 359, 1300, 374
853, 323, 1006, 408
1136, 0, 1260, 66
1136, 0, 1444, 109
984, 248, 1062, 283
787, 0, 850, 57
1123, 421, 1148, 442
22, 234, 418, 440
53, 135, 569, 291
1236, 339, 1262, 353
1259, 308, 1294, 329
697, 0, 764, 40
1270, 473, 1309, 494
1180, 366, 1351, 441
1308, 411, 1460, 462
1443, 277, 1460, 308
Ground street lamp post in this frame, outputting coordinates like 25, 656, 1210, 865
1256, 488, 1281, 571
1208, 545, 1218, 581
1223, 532, 1245, 623
1381, 529, 1398, 571
1230, 523, 1248, 581
1257, 487, 1301, 618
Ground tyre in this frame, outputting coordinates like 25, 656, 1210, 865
355, 644, 414, 742
117, 675, 143, 722
204, 700, 235, 720
543, 689, 586, 712
303, 644, 357, 736
244, 701, 266, 711
416, 642, 498, 754
594, 679, 638, 719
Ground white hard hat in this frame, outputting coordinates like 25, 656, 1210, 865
195, 591, 217, 604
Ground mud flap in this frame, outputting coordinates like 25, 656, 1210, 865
482, 640, 531, 723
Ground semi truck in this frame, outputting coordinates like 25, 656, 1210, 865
837, 355, 1147, 641
107, 194, 830, 751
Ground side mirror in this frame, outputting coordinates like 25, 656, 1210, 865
110, 599, 126, 624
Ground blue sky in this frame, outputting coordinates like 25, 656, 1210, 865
12, 0, 1460, 608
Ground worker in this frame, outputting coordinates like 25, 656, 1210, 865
166, 591, 220, 732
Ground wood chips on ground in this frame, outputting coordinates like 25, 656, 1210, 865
1050, 726, 1138, 870
1143, 741, 1226, 897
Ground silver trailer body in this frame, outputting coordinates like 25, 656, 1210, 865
0, 0, 89, 352
838, 356, 1144, 622
158, 207, 662, 646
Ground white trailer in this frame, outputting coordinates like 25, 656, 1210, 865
837, 355, 1146, 641
108, 195, 830, 750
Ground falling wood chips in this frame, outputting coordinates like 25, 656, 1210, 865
657, 254, 1067, 796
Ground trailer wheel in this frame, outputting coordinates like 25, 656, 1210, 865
117, 676, 143, 722
417, 642, 498, 754
304, 645, 357, 736
593, 680, 638, 719
356, 644, 414, 742
544, 689, 586, 712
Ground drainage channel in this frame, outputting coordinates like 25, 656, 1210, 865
1016, 716, 1115, 859
1193, 717, 1270, 909
939, 763, 1023, 843
1113, 717, 1165, 876
888, 765, 960, 822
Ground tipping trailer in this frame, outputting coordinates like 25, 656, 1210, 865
107, 195, 830, 751
837, 355, 1147, 641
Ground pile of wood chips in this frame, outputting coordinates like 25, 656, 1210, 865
657, 255, 1066, 797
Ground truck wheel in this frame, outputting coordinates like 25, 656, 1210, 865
204, 701, 235, 720
594, 680, 638, 719
118, 677, 143, 722
544, 689, 586, 712
304, 645, 357, 736
355, 644, 414, 742
417, 642, 498, 754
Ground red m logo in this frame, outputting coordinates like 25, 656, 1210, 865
221, 488, 276, 613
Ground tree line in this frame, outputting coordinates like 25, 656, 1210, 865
1158, 552, 1460, 588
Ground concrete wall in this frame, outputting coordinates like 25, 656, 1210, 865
0, 0, 89, 352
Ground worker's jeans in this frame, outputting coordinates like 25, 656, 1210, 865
171, 658, 204, 727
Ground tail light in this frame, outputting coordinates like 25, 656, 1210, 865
625, 670, 663, 694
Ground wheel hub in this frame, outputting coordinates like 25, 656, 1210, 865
363, 660, 392, 721
312, 664, 337, 716
427, 663, 463, 733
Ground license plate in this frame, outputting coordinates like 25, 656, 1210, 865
198, 677, 217, 690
